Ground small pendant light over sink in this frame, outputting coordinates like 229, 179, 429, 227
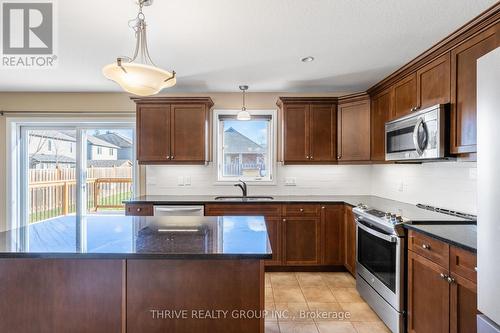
237, 85, 251, 121
102, 0, 176, 96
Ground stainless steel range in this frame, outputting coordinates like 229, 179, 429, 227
353, 204, 407, 333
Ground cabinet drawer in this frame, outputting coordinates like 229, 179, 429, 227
408, 230, 449, 269
125, 204, 154, 216
283, 204, 321, 217
204, 204, 282, 217
450, 246, 477, 283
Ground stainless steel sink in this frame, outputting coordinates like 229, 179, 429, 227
214, 196, 274, 201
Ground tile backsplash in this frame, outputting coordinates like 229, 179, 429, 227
146, 162, 478, 214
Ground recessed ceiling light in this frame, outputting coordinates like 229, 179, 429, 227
301, 56, 315, 63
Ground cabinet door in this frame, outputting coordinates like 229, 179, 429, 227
371, 88, 394, 161
322, 205, 344, 265
393, 73, 417, 118
264, 217, 282, 266
309, 104, 336, 162
170, 104, 207, 162
337, 100, 371, 161
344, 205, 356, 275
283, 104, 310, 162
417, 53, 451, 109
408, 251, 450, 333
137, 104, 170, 162
283, 217, 320, 265
450, 274, 477, 333
450, 24, 499, 154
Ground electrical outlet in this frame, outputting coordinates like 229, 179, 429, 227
398, 181, 405, 192
184, 176, 191, 186
177, 176, 184, 186
285, 177, 297, 186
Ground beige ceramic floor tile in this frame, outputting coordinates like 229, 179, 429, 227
266, 287, 275, 303
301, 287, 337, 303
265, 320, 281, 333
339, 303, 380, 322
274, 287, 307, 303
307, 302, 350, 322
352, 321, 391, 333
321, 273, 356, 288
330, 288, 363, 303
316, 321, 357, 333
275, 302, 312, 322
296, 273, 328, 287
271, 273, 300, 287
279, 321, 320, 333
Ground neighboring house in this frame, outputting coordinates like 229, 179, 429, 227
29, 130, 76, 169
223, 127, 266, 176
86, 136, 119, 161
87, 160, 132, 168
28, 130, 125, 169
94, 132, 133, 160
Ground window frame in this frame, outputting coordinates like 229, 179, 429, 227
213, 109, 277, 184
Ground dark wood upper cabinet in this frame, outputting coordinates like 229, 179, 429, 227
408, 251, 450, 333
133, 97, 214, 164
277, 98, 338, 164
450, 23, 500, 154
393, 73, 417, 118
281, 103, 310, 162
322, 204, 344, 266
370, 88, 394, 161
337, 95, 371, 161
309, 104, 336, 162
416, 53, 451, 109
170, 104, 208, 162
137, 104, 171, 162
344, 205, 356, 275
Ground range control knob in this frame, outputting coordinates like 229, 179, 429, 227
385, 212, 392, 219
395, 215, 403, 223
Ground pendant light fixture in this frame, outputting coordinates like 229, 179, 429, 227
102, 0, 176, 96
237, 85, 251, 121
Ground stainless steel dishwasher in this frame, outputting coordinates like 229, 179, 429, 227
153, 205, 205, 216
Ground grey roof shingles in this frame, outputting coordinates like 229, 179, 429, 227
94, 132, 132, 148
223, 127, 265, 154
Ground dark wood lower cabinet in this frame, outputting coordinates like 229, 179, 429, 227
344, 205, 356, 275
408, 231, 478, 333
283, 216, 321, 265
322, 204, 344, 265
0, 259, 125, 333
263, 217, 282, 265
126, 259, 264, 333
450, 273, 477, 333
408, 251, 450, 333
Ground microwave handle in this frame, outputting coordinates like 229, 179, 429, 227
413, 118, 425, 156
356, 220, 398, 243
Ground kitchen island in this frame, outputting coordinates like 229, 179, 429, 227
0, 215, 271, 333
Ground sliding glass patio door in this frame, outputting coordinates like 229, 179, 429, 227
20, 125, 135, 227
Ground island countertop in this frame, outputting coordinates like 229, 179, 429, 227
0, 215, 272, 259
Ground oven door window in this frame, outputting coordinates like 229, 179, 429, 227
386, 125, 416, 154
357, 226, 397, 292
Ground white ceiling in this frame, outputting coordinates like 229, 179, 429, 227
0, 0, 496, 93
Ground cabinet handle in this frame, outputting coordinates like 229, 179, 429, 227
422, 244, 431, 250
306, 155, 310, 159
447, 276, 455, 284
166, 156, 171, 160
282, 218, 286, 222
136, 208, 142, 212
321, 206, 325, 209
310, 156, 313, 160
300, 208, 304, 212
440, 273, 448, 280
171, 156, 175, 160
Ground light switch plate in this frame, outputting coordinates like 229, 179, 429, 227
184, 176, 191, 186
285, 177, 297, 186
177, 176, 184, 186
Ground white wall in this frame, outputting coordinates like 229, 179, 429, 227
146, 162, 478, 214
146, 164, 373, 196
371, 162, 477, 214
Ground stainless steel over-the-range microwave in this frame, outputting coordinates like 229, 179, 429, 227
385, 104, 450, 161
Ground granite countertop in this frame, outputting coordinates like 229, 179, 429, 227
404, 224, 477, 253
0, 215, 272, 259
125, 195, 471, 223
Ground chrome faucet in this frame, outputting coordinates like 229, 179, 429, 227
234, 180, 248, 197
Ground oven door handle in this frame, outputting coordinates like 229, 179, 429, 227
356, 221, 398, 243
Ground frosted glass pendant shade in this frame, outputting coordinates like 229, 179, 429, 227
103, 62, 176, 96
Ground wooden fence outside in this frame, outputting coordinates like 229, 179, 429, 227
28, 167, 133, 223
